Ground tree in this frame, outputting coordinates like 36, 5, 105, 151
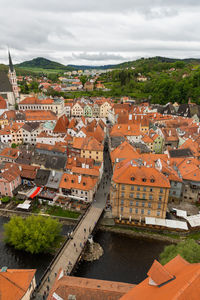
159, 239, 200, 265
4, 215, 62, 254
80, 75, 87, 86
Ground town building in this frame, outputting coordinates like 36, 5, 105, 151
110, 159, 170, 221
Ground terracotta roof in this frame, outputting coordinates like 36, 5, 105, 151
0, 269, 36, 300
0, 96, 7, 109
73, 136, 103, 151
65, 157, 95, 170
48, 272, 134, 300
113, 159, 170, 188
24, 110, 57, 121
71, 166, 99, 177
142, 135, 153, 144
53, 115, 69, 133
0, 147, 19, 159
110, 124, 142, 137
110, 141, 140, 164
20, 96, 54, 105
120, 255, 200, 300
0, 164, 21, 182
147, 260, 174, 286
36, 143, 66, 153
59, 173, 98, 191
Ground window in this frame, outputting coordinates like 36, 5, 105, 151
142, 202, 145, 207
121, 185, 125, 190
150, 188, 153, 192
129, 207, 132, 213
149, 194, 153, 200
160, 188, 163, 193
148, 209, 151, 215
143, 193, 146, 199
129, 193, 133, 198
148, 202, 151, 208
121, 200, 124, 205
158, 203, 161, 209
142, 178, 146, 182
131, 177, 135, 181
137, 186, 140, 191
159, 196, 162, 201
121, 207, 123, 213
131, 186, 134, 191
136, 193, 140, 199
130, 200, 133, 206
121, 192, 125, 198
173, 191, 176, 195
96, 151, 98, 154
141, 209, 144, 214
135, 208, 138, 214
143, 187, 146, 191
136, 201, 139, 207
150, 178, 155, 183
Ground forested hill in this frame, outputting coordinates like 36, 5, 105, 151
99, 57, 200, 104
16, 57, 74, 71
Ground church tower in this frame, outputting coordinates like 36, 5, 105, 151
8, 51, 19, 102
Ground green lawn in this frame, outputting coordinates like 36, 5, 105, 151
46, 206, 81, 219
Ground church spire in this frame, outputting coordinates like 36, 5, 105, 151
8, 51, 14, 72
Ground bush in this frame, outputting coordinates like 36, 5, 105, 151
4, 215, 62, 254
160, 239, 200, 265
1, 196, 10, 203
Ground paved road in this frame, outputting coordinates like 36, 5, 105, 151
36, 143, 112, 299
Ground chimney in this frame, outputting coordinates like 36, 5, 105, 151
129, 114, 132, 120
19, 165, 22, 171
128, 126, 130, 131
52, 170, 55, 177
78, 175, 82, 183
82, 163, 85, 168
169, 130, 171, 136
86, 164, 89, 169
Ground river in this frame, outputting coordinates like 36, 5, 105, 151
0, 217, 169, 285
74, 230, 169, 284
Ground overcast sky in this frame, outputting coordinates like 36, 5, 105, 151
1, 0, 200, 66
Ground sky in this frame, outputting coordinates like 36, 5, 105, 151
1, 0, 200, 66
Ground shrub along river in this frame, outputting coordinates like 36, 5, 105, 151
0, 217, 168, 284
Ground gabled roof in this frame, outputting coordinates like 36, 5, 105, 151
113, 159, 170, 188
0, 268, 36, 300
60, 173, 97, 191
120, 255, 200, 300
73, 136, 103, 151
111, 141, 140, 164
0, 96, 7, 109
53, 115, 69, 133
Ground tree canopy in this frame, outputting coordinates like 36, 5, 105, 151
4, 215, 62, 254
159, 239, 200, 265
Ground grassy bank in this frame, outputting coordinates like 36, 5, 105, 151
46, 206, 81, 219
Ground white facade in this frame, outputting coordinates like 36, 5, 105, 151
71, 103, 84, 117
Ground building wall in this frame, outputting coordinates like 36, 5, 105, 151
0, 176, 21, 197
153, 136, 164, 153
181, 180, 200, 203
169, 181, 182, 199
110, 182, 169, 221
19, 101, 64, 115
100, 102, 111, 118
21, 277, 36, 300
81, 149, 103, 162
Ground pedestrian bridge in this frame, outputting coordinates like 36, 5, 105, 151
36, 204, 104, 298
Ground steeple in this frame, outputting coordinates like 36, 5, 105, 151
8, 51, 14, 73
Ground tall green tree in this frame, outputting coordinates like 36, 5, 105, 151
159, 239, 200, 265
4, 215, 62, 254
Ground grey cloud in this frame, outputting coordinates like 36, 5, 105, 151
72, 52, 126, 61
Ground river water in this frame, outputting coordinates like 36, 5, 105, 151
74, 230, 169, 284
0, 217, 169, 285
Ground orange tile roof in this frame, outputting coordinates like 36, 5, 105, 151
53, 115, 69, 133
120, 255, 200, 300
110, 141, 140, 164
0, 148, 19, 159
113, 159, 170, 188
73, 136, 103, 151
24, 110, 57, 121
20, 96, 54, 105
180, 138, 200, 157
142, 135, 153, 144
0, 269, 36, 300
0, 96, 7, 109
66, 157, 95, 169
48, 272, 134, 300
147, 260, 174, 286
60, 173, 97, 191
36, 142, 66, 153
110, 124, 142, 137
71, 166, 99, 177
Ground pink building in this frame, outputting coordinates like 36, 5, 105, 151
0, 164, 21, 197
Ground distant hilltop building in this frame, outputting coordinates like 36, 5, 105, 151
8, 51, 20, 101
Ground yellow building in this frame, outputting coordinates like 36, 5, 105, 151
73, 136, 103, 162
11, 122, 24, 144
110, 159, 170, 221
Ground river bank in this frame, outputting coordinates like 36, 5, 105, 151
98, 225, 182, 243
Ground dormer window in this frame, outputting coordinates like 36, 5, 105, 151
83, 182, 86, 186
142, 178, 146, 182
131, 177, 135, 181
64, 178, 67, 182
71, 179, 74, 183
150, 179, 155, 183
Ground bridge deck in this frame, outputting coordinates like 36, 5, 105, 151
37, 205, 104, 296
